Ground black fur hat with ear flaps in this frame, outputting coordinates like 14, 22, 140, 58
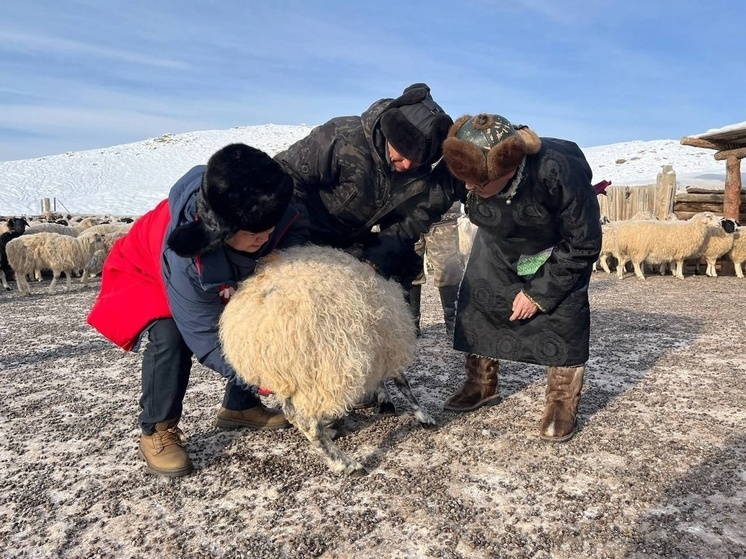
167, 143, 293, 258
380, 83, 453, 165
442, 113, 542, 185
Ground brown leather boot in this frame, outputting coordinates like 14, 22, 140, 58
216, 404, 291, 430
443, 354, 501, 412
138, 419, 193, 477
539, 365, 585, 442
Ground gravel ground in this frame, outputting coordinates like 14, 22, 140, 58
0, 271, 745, 559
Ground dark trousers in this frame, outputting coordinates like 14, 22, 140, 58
138, 318, 258, 434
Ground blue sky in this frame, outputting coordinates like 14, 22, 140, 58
2, 0, 743, 162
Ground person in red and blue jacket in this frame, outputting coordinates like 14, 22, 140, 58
88, 143, 308, 477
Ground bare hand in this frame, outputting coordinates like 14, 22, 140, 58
509, 291, 538, 321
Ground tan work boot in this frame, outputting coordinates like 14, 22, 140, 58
539, 365, 585, 442
443, 353, 501, 412
216, 405, 291, 430
138, 419, 193, 477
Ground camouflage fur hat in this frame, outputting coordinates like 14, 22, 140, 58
167, 143, 293, 257
443, 114, 541, 184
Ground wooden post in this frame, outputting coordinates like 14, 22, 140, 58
655, 165, 676, 218
41, 198, 51, 214
723, 156, 743, 220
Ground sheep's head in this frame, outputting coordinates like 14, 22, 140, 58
7, 217, 29, 234
721, 218, 739, 234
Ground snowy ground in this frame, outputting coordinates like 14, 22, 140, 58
1, 272, 745, 559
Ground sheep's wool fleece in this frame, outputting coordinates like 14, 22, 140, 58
455, 137, 601, 366
218, 245, 416, 419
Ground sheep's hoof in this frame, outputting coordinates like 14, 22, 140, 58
349, 467, 368, 478
3, 286, 9, 291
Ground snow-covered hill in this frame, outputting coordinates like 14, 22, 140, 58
0, 124, 738, 216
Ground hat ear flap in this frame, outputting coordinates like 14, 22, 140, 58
443, 136, 488, 184
515, 126, 542, 154
428, 114, 454, 162
166, 220, 221, 258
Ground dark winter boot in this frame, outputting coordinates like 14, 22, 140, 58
438, 285, 459, 339
406, 284, 422, 337
443, 354, 501, 412
138, 418, 193, 477
539, 365, 585, 442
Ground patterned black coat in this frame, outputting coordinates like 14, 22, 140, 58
454, 138, 602, 366
275, 98, 465, 282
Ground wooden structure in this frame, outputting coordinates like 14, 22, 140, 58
673, 188, 746, 222
681, 124, 746, 222
597, 165, 677, 221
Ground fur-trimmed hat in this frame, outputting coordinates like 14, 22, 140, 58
380, 83, 453, 165
167, 143, 293, 257
442, 114, 542, 184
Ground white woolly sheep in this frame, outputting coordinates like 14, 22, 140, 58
696, 221, 735, 277
5, 234, 49, 294
24, 223, 79, 237
596, 221, 620, 274
80, 230, 128, 284
6, 232, 104, 295
614, 211, 727, 280
77, 223, 132, 238
71, 216, 101, 232
596, 212, 657, 275
727, 228, 746, 278
218, 245, 435, 477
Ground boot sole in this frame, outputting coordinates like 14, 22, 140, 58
443, 394, 502, 412
137, 448, 194, 478
539, 431, 576, 443
539, 419, 578, 443
215, 417, 291, 431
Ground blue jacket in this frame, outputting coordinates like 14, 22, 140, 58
162, 165, 306, 385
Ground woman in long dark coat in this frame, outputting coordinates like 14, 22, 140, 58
441, 114, 602, 442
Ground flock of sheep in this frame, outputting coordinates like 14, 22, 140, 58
595, 210, 745, 280
0, 215, 132, 294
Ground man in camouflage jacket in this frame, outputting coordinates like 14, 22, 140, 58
275, 83, 466, 289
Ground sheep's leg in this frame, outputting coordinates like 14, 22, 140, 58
0, 270, 8, 291
706, 259, 717, 277
16, 273, 30, 296
282, 399, 366, 477
373, 382, 397, 414
64, 270, 72, 290
48, 270, 60, 292
616, 257, 627, 279
34, 269, 42, 282
673, 260, 685, 279
390, 373, 437, 428
735, 261, 744, 279
600, 255, 611, 274
632, 260, 646, 280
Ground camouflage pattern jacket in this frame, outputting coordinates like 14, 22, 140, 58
275, 98, 466, 280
